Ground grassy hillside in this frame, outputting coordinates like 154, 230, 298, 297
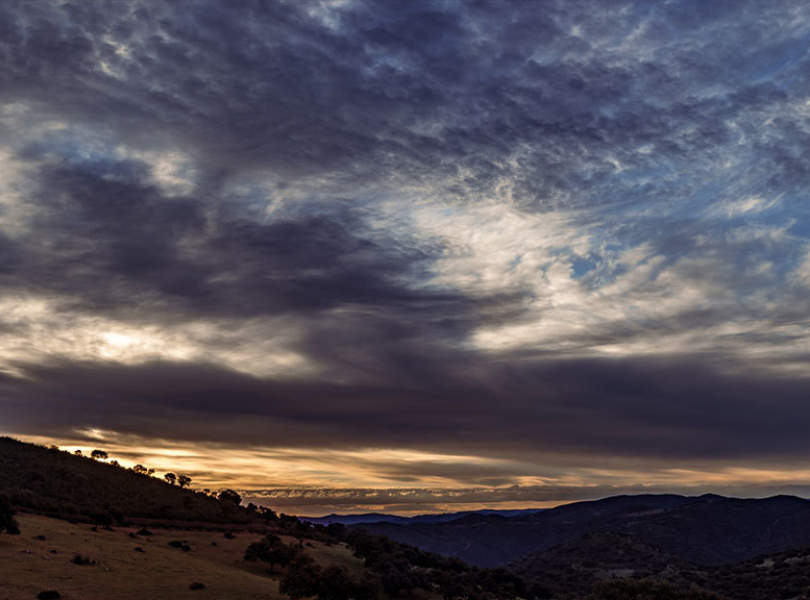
0, 437, 250, 524
0, 513, 362, 600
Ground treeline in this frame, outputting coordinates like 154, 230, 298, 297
243, 520, 727, 600
343, 528, 530, 600
69, 447, 212, 496
245, 523, 533, 600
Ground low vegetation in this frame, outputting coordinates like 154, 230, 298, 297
1, 494, 20, 534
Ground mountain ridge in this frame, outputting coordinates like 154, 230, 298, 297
300, 507, 546, 526
354, 492, 810, 567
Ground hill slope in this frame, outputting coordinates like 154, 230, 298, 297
357, 493, 810, 567
514, 530, 810, 600
0, 437, 249, 523
0, 512, 361, 600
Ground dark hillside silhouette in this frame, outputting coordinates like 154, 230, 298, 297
0, 437, 250, 524
357, 493, 810, 567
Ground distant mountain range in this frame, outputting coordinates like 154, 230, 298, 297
300, 507, 546, 526
351, 493, 810, 568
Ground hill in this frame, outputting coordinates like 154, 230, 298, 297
0, 437, 251, 524
0, 512, 360, 600
511, 531, 693, 596
513, 530, 810, 599
301, 508, 545, 526
356, 493, 810, 567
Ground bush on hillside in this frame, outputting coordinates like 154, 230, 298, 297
280, 559, 381, 600
0, 495, 20, 534
245, 534, 300, 572
588, 580, 722, 600
168, 540, 191, 551
280, 555, 322, 599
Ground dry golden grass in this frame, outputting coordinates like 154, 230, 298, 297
0, 514, 364, 600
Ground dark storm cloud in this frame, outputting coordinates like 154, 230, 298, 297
1, 153, 468, 321
6, 354, 810, 464
2, 0, 810, 495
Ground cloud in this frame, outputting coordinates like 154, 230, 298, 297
2, 0, 810, 505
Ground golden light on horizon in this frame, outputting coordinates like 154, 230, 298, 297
9, 429, 810, 517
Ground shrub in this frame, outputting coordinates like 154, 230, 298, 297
0, 495, 20, 535
317, 565, 356, 600
280, 556, 322, 599
218, 489, 242, 505
245, 535, 300, 573
588, 579, 721, 600
169, 540, 191, 551
190, 582, 206, 590
71, 554, 96, 566
37, 592, 61, 600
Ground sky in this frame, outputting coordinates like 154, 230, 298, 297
3, 0, 810, 516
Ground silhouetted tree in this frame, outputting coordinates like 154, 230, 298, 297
327, 522, 346, 540
132, 464, 148, 475
245, 534, 299, 573
279, 558, 379, 600
178, 475, 192, 488
260, 506, 278, 520
270, 544, 300, 570
164, 472, 177, 485
317, 565, 356, 600
90, 449, 108, 460
146, 468, 155, 476
280, 555, 321, 599
74, 449, 83, 456
0, 496, 20, 535
218, 489, 242, 505
353, 574, 382, 600
110, 460, 120, 467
